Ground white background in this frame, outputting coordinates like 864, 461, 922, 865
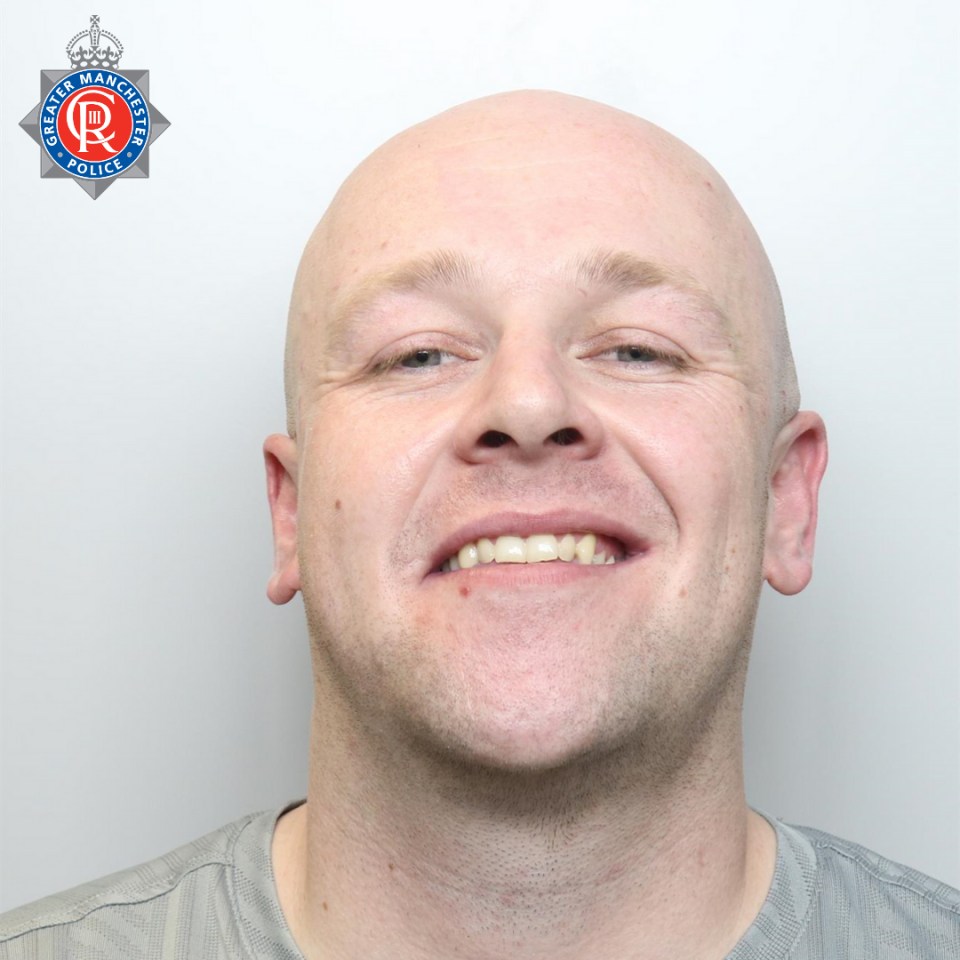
1, 0, 957, 911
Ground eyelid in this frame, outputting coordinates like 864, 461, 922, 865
581, 329, 689, 368
368, 333, 479, 376
610, 344, 685, 368
371, 347, 450, 374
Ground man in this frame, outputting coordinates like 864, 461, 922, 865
1, 91, 957, 959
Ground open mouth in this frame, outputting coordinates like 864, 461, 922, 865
437, 532, 627, 573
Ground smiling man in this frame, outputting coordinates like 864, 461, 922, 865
2, 91, 958, 960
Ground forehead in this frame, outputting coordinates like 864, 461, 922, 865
293, 102, 777, 375
316, 125, 761, 321
335, 130, 716, 251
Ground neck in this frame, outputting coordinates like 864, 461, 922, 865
273, 697, 776, 960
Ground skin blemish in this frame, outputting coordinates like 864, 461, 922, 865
602, 862, 626, 883
388, 862, 395, 871
334, 499, 342, 510
459, 586, 470, 597
678, 586, 688, 598
322, 901, 328, 911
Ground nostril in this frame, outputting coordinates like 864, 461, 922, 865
551, 428, 581, 446
479, 430, 511, 448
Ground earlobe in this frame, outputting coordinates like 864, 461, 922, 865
263, 434, 301, 605
763, 411, 829, 596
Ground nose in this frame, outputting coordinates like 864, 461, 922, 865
453, 337, 604, 464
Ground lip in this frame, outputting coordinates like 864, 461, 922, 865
425, 509, 649, 577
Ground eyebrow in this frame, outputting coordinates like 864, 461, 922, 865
327, 250, 480, 348
572, 249, 672, 290
570, 249, 732, 331
326, 247, 730, 349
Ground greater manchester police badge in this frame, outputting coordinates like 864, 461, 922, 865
20, 14, 170, 199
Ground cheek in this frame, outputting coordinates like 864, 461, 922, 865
628, 391, 756, 476
296, 417, 377, 592
609, 391, 768, 548
296, 402, 449, 583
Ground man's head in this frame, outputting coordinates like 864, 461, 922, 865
264, 91, 827, 775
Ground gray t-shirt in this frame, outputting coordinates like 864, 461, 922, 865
2, 801, 958, 958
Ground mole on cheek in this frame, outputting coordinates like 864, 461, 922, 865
334, 499, 342, 510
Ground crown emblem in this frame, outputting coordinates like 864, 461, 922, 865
66, 14, 123, 69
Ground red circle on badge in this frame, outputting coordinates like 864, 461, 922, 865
57, 86, 134, 162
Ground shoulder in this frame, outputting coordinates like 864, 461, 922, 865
0, 808, 277, 960
790, 822, 960, 959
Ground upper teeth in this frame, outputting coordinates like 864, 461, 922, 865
440, 533, 618, 572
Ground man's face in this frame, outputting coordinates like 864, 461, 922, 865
270, 95, 821, 771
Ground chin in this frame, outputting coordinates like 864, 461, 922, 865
410, 694, 635, 778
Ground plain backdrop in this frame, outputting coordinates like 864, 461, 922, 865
1, 0, 957, 911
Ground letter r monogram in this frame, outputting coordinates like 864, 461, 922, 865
67, 92, 117, 154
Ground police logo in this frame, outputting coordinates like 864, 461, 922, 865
20, 15, 169, 199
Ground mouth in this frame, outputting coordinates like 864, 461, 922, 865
438, 532, 625, 572
428, 511, 646, 576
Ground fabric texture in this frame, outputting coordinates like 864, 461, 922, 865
2, 801, 958, 959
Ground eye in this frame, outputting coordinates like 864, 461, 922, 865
398, 348, 443, 368
611, 344, 684, 369
370, 346, 454, 375
617, 345, 662, 363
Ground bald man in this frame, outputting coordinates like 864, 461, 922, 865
2, 92, 957, 960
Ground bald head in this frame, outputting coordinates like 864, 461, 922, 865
285, 90, 799, 440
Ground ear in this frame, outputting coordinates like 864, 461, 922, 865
763, 411, 828, 596
263, 434, 301, 605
